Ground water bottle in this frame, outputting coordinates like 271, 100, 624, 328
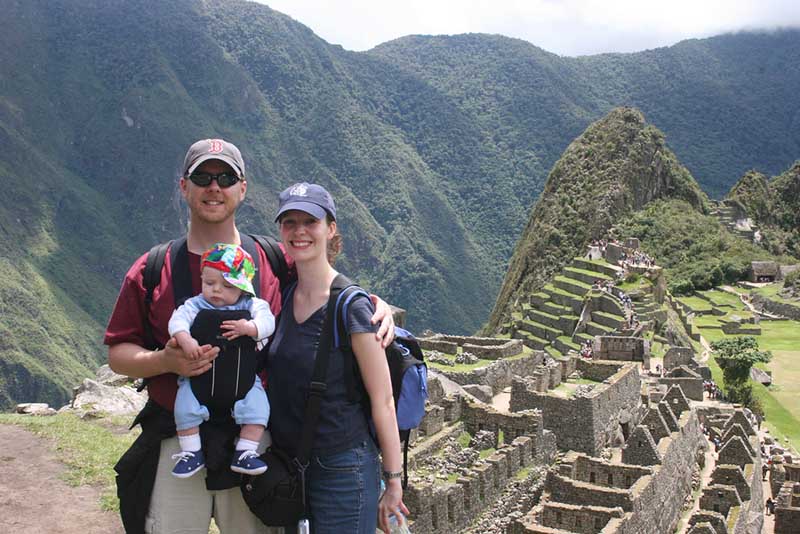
297, 518, 310, 534
380, 480, 411, 534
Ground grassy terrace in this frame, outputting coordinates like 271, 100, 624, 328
697, 289, 742, 308
564, 266, 612, 281
676, 295, 714, 313
615, 276, 653, 293
425, 344, 534, 373
690, 287, 800, 452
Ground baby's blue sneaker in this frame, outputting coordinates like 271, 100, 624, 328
171, 450, 205, 478
231, 450, 268, 475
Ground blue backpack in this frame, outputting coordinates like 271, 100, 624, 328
333, 282, 428, 488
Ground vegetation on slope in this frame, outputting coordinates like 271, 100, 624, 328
727, 161, 800, 258
2, 1, 800, 406
611, 199, 791, 294
486, 107, 706, 331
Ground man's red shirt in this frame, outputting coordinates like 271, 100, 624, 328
104, 243, 288, 410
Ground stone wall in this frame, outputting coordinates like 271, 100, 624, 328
751, 294, 800, 321
510, 363, 642, 456
613, 411, 705, 534
405, 434, 549, 534
436, 351, 543, 394
570, 454, 652, 489
663, 346, 694, 370
656, 377, 703, 401
545, 470, 635, 511
462, 401, 545, 446
775, 482, 800, 534
576, 359, 627, 382
540, 502, 624, 533
419, 334, 524, 359
592, 336, 648, 363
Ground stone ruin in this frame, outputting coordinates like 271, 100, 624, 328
690, 406, 765, 534
397, 324, 764, 534
398, 243, 768, 533
766, 447, 800, 534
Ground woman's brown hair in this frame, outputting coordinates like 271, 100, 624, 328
326, 214, 342, 266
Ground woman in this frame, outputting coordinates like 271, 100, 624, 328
266, 183, 408, 533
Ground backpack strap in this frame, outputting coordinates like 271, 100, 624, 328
142, 241, 171, 351
293, 273, 351, 513
249, 234, 291, 292
136, 240, 172, 392
333, 284, 369, 349
332, 283, 369, 404
169, 237, 192, 307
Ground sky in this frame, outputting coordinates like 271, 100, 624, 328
257, 0, 800, 56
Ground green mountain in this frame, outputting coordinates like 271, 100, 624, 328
1, 0, 800, 407
727, 162, 800, 257
485, 107, 707, 331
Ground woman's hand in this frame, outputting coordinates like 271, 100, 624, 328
378, 479, 409, 533
369, 295, 396, 348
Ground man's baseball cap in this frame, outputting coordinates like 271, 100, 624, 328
183, 139, 245, 178
274, 182, 336, 222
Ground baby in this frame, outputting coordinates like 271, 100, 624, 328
168, 243, 274, 478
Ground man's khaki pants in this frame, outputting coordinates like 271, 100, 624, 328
145, 436, 282, 534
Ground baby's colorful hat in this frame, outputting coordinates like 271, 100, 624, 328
201, 243, 256, 296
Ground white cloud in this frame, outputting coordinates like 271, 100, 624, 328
256, 0, 800, 55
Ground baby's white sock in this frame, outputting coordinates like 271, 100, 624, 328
237, 438, 259, 452
178, 433, 202, 452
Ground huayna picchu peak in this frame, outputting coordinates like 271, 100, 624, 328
486, 107, 707, 333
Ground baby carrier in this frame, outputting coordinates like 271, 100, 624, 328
188, 308, 259, 419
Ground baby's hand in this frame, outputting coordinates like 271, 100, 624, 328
176, 335, 202, 360
221, 319, 257, 340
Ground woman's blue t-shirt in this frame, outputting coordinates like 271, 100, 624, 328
266, 285, 378, 457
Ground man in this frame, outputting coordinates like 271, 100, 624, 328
106, 139, 395, 534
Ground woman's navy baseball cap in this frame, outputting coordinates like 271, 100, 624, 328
275, 182, 337, 221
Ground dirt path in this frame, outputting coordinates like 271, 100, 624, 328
0, 424, 122, 534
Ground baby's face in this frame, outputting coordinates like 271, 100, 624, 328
201, 267, 242, 307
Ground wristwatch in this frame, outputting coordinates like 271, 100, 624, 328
382, 470, 402, 480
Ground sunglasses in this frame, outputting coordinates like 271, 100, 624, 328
187, 172, 242, 188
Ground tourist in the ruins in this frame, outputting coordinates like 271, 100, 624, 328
766, 497, 774, 515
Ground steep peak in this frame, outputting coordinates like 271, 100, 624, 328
725, 169, 772, 222
486, 107, 707, 332
542, 106, 705, 211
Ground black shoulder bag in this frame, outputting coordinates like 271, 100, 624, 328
240, 274, 351, 527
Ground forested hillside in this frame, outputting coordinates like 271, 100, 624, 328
1, 0, 799, 407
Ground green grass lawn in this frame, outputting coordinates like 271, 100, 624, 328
617, 276, 653, 294
0, 412, 138, 511
701, 316, 800, 453
676, 296, 714, 312
697, 289, 743, 308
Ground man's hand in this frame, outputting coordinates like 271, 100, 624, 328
369, 295, 396, 348
174, 332, 203, 360
162, 337, 218, 377
221, 319, 257, 340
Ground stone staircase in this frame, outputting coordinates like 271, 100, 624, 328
509, 258, 628, 359
710, 202, 758, 242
